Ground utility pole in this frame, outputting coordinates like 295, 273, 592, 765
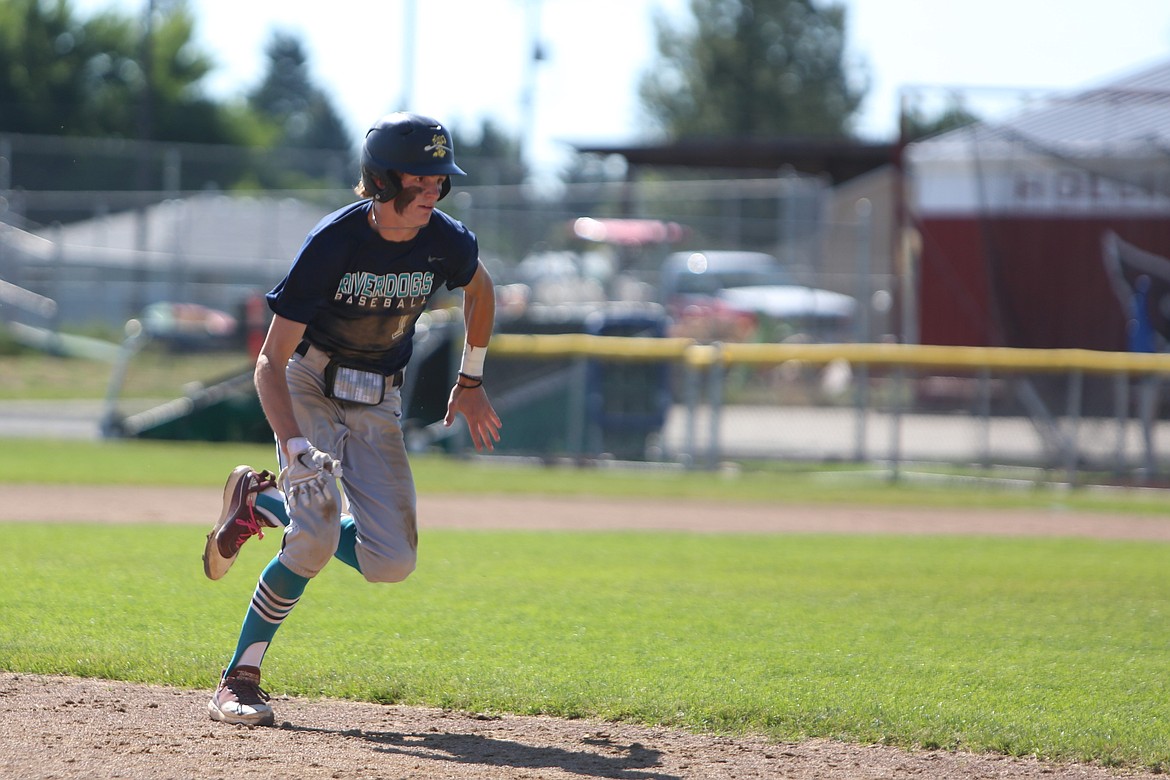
132, 0, 156, 317
400, 0, 416, 109
518, 0, 547, 174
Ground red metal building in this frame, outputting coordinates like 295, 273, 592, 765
905, 60, 1170, 351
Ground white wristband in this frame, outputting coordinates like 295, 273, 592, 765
286, 436, 310, 459
461, 343, 487, 377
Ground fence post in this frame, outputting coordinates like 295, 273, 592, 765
1064, 369, 1083, 485
0, 136, 10, 192
1113, 371, 1128, 479
853, 364, 869, 462
887, 366, 905, 482
854, 198, 873, 343
705, 345, 725, 470
568, 356, 589, 457
682, 360, 701, 468
1138, 374, 1158, 481
977, 367, 992, 471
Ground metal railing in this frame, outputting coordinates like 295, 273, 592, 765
486, 335, 1170, 485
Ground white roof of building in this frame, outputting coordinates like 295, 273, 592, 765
909, 59, 1170, 160
24, 192, 344, 275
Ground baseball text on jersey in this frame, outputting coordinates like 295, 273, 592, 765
335, 270, 435, 307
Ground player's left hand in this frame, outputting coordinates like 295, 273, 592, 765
281, 437, 343, 509
444, 383, 502, 451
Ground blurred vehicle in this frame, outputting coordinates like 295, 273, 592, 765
140, 302, 239, 352
659, 250, 857, 343
511, 250, 611, 304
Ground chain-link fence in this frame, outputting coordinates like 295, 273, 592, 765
0, 131, 892, 335
5, 131, 1169, 484
470, 337, 1170, 486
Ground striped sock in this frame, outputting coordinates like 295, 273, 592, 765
254, 489, 288, 527
225, 557, 308, 672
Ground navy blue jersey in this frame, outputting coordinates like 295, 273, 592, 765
267, 201, 479, 374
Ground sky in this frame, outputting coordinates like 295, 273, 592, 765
74, 0, 1170, 178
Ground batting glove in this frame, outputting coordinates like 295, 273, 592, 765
281, 436, 343, 510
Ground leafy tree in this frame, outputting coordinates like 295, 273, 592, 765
139, 1, 234, 144
247, 31, 351, 151
638, 0, 865, 139
0, 0, 99, 134
0, 0, 237, 143
84, 0, 239, 144
233, 30, 355, 190
456, 118, 527, 187
900, 97, 980, 142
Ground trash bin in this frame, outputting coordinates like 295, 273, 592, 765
582, 307, 671, 460
477, 301, 671, 460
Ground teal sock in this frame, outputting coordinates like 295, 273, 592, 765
255, 489, 361, 572
334, 515, 362, 572
225, 557, 308, 673
254, 491, 289, 527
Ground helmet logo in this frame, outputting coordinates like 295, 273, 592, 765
425, 134, 452, 159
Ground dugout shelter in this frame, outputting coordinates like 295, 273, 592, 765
903, 59, 1170, 353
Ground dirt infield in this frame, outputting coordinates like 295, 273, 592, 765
7, 484, 1170, 541
2, 486, 1166, 780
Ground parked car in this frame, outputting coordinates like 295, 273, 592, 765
659, 250, 857, 342
140, 302, 239, 352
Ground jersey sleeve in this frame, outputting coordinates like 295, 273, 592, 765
266, 221, 360, 323
436, 214, 481, 291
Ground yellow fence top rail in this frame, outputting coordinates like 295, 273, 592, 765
492, 333, 693, 361
490, 334, 1170, 375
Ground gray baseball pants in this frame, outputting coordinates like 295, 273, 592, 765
276, 343, 418, 583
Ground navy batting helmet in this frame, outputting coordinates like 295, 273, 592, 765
360, 112, 466, 202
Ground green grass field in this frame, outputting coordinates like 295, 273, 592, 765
0, 350, 252, 400
8, 439, 1170, 515
2, 439, 1169, 771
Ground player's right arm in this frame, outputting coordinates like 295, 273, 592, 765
254, 313, 308, 461
443, 260, 501, 451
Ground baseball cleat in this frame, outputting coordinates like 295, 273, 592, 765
208, 666, 274, 726
203, 466, 279, 580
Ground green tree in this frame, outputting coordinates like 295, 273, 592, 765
0, 0, 99, 134
638, 0, 865, 139
86, 0, 238, 144
456, 118, 527, 186
234, 30, 354, 189
900, 96, 980, 142
139, 1, 235, 144
0, 0, 237, 143
247, 31, 351, 151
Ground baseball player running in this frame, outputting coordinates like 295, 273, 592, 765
201, 112, 501, 726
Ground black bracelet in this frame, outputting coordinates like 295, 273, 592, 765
457, 372, 483, 388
